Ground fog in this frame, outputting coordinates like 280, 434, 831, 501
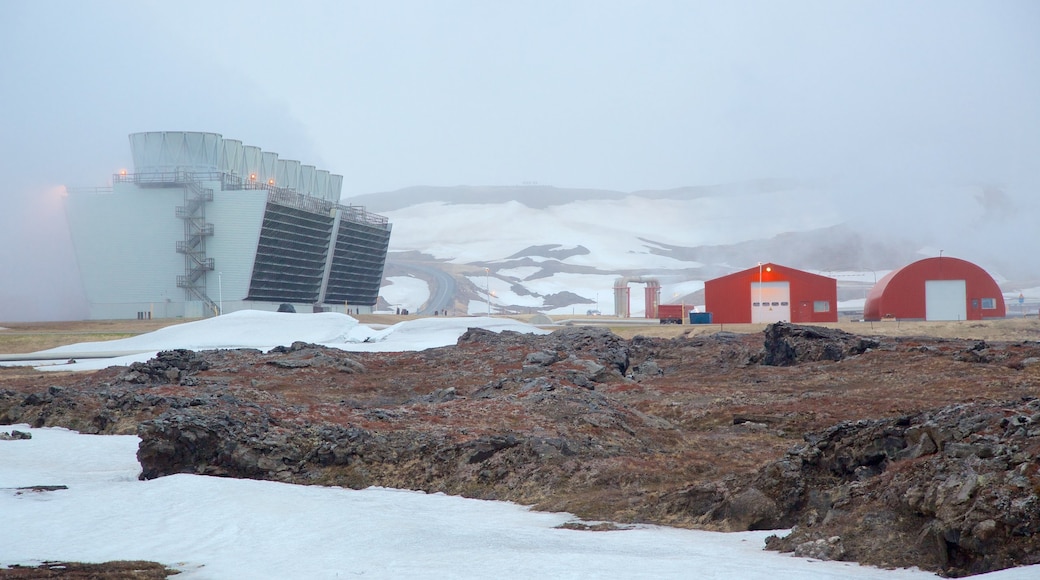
2, 1, 1037, 321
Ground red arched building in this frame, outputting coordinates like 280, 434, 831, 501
863, 256, 1006, 321
704, 262, 837, 324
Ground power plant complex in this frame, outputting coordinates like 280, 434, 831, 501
63, 134, 1011, 324
65, 131, 392, 320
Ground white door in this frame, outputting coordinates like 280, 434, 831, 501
751, 282, 791, 323
925, 280, 967, 321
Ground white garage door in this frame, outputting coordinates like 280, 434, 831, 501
925, 280, 967, 321
751, 281, 791, 323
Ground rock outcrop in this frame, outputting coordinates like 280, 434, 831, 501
759, 322, 879, 366
760, 399, 1040, 576
3, 323, 1040, 577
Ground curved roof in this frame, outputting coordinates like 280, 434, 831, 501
863, 256, 1005, 320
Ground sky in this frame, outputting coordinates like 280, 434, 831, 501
3, 1, 1037, 194
2, 1, 1037, 321
3, 313, 1039, 578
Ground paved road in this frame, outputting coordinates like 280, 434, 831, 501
395, 261, 457, 315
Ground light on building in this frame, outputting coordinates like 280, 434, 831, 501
119, 169, 127, 175
268, 179, 275, 185
250, 174, 257, 181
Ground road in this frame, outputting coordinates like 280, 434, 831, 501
394, 261, 457, 315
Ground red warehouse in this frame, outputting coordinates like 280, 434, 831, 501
863, 256, 1006, 321
704, 262, 838, 324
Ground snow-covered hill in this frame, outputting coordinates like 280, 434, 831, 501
368, 181, 1040, 317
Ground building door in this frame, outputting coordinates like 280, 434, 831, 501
751, 281, 791, 323
925, 280, 967, 321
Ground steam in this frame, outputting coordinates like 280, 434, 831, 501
1, 1, 1037, 321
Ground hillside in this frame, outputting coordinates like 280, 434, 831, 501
363, 182, 1038, 317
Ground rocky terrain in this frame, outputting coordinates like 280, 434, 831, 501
2, 322, 1040, 577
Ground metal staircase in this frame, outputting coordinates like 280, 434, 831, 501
174, 173, 220, 315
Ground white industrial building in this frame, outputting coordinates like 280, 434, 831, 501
65, 131, 392, 320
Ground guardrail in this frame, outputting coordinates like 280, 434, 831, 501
112, 171, 390, 229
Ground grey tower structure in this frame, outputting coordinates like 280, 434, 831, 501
65, 131, 391, 320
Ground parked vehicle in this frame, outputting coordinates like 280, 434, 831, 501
657, 304, 688, 324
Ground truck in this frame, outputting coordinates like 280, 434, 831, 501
657, 304, 690, 324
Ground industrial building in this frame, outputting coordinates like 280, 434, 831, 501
65, 131, 392, 320
612, 276, 661, 318
703, 262, 838, 324
862, 256, 1005, 321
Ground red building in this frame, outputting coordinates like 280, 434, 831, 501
704, 262, 838, 324
863, 256, 1005, 321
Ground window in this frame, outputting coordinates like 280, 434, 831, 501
752, 302, 761, 307
981, 298, 996, 309
813, 300, 830, 312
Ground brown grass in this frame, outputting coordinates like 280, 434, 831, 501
0, 560, 178, 578
0, 320, 188, 354
554, 315, 1040, 342
2, 314, 1037, 357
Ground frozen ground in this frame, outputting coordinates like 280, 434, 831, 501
7, 424, 1036, 580
17, 310, 549, 372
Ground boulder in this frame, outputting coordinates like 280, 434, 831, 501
760, 323, 879, 366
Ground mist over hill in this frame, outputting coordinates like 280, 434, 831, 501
347, 178, 801, 213
371, 180, 1038, 316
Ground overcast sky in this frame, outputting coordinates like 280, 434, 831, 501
1, 1, 1037, 320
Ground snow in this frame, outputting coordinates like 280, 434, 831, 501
462, 271, 664, 316
326, 316, 548, 353
497, 266, 543, 280
465, 274, 546, 315
381, 187, 844, 269
2, 316, 1039, 578
2, 424, 1019, 580
466, 272, 621, 316
661, 280, 706, 302
379, 275, 432, 314
1006, 286, 1040, 300
375, 189, 1036, 318
38, 310, 362, 355
809, 270, 892, 285
19, 310, 549, 372
839, 298, 868, 311
381, 195, 901, 317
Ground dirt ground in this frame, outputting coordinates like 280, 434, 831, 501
3, 314, 1039, 354
0, 319, 181, 354
2, 316, 1040, 577
585, 316, 1040, 342
2, 314, 1037, 388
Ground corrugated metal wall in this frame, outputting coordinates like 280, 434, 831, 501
246, 203, 334, 303
863, 257, 1006, 321
704, 263, 838, 324
324, 218, 392, 306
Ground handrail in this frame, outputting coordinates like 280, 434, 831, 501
113, 171, 389, 228
65, 186, 114, 194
